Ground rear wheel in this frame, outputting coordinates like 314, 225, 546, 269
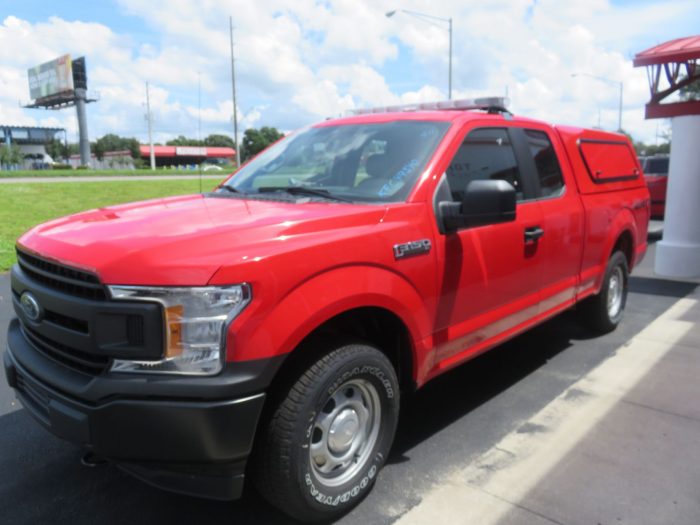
253, 342, 399, 523
580, 251, 629, 333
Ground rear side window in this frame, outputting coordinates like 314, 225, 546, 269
579, 140, 640, 183
446, 128, 524, 201
524, 129, 564, 198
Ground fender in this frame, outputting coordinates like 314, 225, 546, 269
229, 265, 433, 379
592, 207, 638, 292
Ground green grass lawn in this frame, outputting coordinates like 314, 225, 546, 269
0, 167, 233, 178
0, 179, 211, 272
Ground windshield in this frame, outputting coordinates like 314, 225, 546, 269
222, 120, 450, 203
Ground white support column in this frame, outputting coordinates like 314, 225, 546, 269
655, 114, 700, 278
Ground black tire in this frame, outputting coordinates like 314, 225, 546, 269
253, 342, 400, 523
579, 251, 629, 333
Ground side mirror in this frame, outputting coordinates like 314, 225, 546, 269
439, 179, 516, 232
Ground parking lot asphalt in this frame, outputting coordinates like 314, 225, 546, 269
1, 240, 698, 524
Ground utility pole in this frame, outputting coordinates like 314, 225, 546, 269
198, 72, 202, 193
145, 81, 155, 171
229, 16, 241, 168
197, 72, 202, 144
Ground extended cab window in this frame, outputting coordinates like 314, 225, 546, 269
524, 129, 564, 198
446, 128, 524, 202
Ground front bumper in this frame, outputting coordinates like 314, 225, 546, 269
4, 318, 279, 500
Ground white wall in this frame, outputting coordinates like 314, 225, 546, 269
655, 115, 700, 278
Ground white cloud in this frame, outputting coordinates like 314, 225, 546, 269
292, 79, 354, 119
321, 64, 397, 106
1, 1, 699, 146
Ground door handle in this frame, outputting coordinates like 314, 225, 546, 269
524, 226, 544, 242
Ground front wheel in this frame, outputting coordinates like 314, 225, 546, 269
253, 342, 400, 523
579, 251, 629, 333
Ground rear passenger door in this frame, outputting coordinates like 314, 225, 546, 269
432, 126, 545, 366
510, 126, 585, 313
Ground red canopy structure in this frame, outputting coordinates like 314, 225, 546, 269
138, 145, 235, 159
633, 35, 700, 119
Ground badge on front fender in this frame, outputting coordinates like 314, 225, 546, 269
393, 239, 432, 260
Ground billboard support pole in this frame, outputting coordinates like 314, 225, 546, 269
75, 88, 91, 167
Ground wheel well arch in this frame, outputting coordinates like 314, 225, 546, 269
264, 306, 416, 403
612, 229, 634, 269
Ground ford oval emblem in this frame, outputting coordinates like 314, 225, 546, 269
20, 291, 42, 322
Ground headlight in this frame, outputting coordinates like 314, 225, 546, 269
108, 284, 251, 376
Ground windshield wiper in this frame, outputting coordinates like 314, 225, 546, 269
218, 185, 244, 194
257, 186, 352, 202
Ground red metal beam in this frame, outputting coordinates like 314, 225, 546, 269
645, 100, 700, 119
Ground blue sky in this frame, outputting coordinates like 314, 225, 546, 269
1, 0, 699, 145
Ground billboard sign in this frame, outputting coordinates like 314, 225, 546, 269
27, 54, 74, 100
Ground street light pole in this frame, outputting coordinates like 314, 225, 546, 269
448, 17, 452, 100
386, 9, 453, 100
617, 80, 623, 133
572, 72, 624, 132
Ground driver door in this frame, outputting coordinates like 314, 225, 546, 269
432, 126, 544, 370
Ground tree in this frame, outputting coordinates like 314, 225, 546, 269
619, 129, 671, 157
93, 134, 140, 160
46, 139, 70, 161
680, 78, 700, 101
0, 144, 24, 167
204, 134, 235, 148
165, 134, 236, 148
241, 126, 284, 161
642, 143, 670, 155
166, 135, 203, 147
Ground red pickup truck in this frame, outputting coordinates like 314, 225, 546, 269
4, 98, 649, 522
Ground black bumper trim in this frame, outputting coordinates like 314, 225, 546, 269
118, 460, 247, 501
6, 347, 266, 460
4, 345, 268, 500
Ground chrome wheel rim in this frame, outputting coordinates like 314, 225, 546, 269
309, 378, 381, 487
607, 266, 624, 319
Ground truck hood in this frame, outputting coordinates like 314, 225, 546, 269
18, 194, 387, 285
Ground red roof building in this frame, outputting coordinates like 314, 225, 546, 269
139, 145, 236, 166
633, 35, 700, 119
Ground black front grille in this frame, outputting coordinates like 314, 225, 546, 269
16, 249, 107, 301
22, 325, 110, 375
10, 289, 89, 335
16, 371, 50, 425
43, 309, 89, 334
